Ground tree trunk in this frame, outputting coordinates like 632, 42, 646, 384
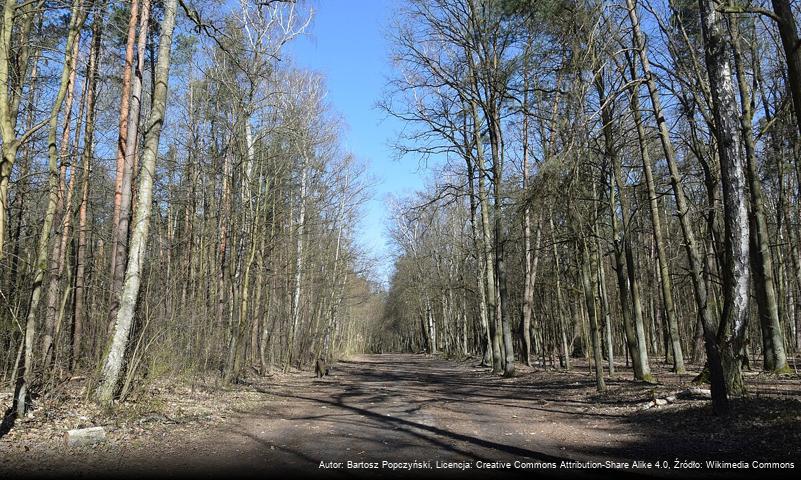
288, 161, 308, 365
698, 0, 750, 403
109, 0, 140, 301
14, 0, 84, 418
628, 63, 685, 373
469, 96, 502, 373
72, 14, 103, 372
108, 0, 152, 333
486, 103, 514, 377
771, 0, 801, 140
41, 37, 80, 371
581, 238, 606, 392
597, 249, 614, 375
729, 15, 789, 373
606, 137, 645, 381
626, 0, 727, 413
96, 0, 178, 406
463, 126, 492, 365
0, 0, 39, 259
598, 73, 652, 382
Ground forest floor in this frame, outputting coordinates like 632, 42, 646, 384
1, 353, 800, 479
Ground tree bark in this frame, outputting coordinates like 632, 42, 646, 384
109, 0, 140, 301
72, 12, 103, 372
108, 0, 152, 333
729, 14, 789, 373
698, 0, 749, 402
14, 0, 84, 418
96, 0, 178, 406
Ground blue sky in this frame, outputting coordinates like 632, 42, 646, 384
286, 0, 423, 285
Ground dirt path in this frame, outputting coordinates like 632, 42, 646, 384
2, 354, 800, 478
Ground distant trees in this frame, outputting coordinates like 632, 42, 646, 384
382, 0, 800, 412
383, 0, 526, 376
1, 0, 378, 417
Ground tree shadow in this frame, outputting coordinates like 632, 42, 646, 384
246, 371, 647, 480
292, 355, 800, 471
567, 396, 801, 465
0, 405, 15, 439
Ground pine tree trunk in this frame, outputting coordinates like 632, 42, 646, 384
108, 0, 151, 333
72, 14, 103, 372
109, 0, 139, 295
96, 0, 178, 406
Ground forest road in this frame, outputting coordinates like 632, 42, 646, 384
3, 353, 787, 479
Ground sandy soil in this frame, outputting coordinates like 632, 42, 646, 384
1, 354, 800, 479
